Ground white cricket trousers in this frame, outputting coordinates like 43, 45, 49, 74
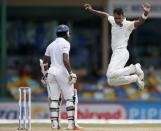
47, 67, 74, 100
106, 48, 138, 86
47, 67, 76, 128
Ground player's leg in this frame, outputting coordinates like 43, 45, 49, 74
107, 64, 136, 78
54, 68, 83, 130
56, 74, 81, 130
47, 73, 62, 129
107, 48, 131, 78
108, 74, 144, 89
107, 48, 142, 78
108, 74, 137, 86
63, 85, 76, 129
108, 63, 144, 80
107, 48, 144, 79
106, 48, 144, 88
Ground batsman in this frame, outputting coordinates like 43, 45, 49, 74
40, 24, 82, 130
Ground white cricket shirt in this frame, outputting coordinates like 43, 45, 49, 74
108, 15, 135, 51
45, 37, 70, 69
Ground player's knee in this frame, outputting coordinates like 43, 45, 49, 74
50, 95, 62, 108
50, 100, 59, 108
107, 78, 112, 85
106, 71, 116, 85
106, 71, 114, 79
50, 100, 61, 120
107, 78, 115, 86
66, 99, 74, 107
66, 99, 75, 111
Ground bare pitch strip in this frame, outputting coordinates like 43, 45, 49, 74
18, 87, 31, 130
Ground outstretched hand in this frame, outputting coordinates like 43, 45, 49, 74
143, 3, 151, 14
84, 3, 93, 11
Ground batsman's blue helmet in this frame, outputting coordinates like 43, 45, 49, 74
56, 24, 69, 33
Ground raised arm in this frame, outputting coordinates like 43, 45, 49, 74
134, 3, 151, 28
84, 3, 109, 19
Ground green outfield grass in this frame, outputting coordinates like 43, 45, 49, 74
0, 123, 161, 131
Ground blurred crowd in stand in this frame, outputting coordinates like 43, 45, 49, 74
5, 19, 161, 101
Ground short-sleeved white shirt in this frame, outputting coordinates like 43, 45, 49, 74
45, 37, 70, 69
108, 15, 135, 51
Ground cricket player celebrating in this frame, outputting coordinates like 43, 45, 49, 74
84, 3, 151, 89
41, 24, 82, 130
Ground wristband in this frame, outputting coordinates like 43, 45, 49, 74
142, 13, 148, 20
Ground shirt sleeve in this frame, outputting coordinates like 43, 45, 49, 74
45, 46, 50, 56
126, 21, 135, 32
108, 15, 115, 25
62, 42, 70, 54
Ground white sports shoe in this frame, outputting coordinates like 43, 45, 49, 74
137, 77, 144, 90
135, 63, 144, 80
51, 121, 61, 130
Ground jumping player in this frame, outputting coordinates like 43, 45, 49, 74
42, 24, 82, 130
84, 3, 151, 89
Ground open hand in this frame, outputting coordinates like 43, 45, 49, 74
84, 3, 93, 11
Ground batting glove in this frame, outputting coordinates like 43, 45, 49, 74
69, 72, 77, 84
41, 74, 48, 86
